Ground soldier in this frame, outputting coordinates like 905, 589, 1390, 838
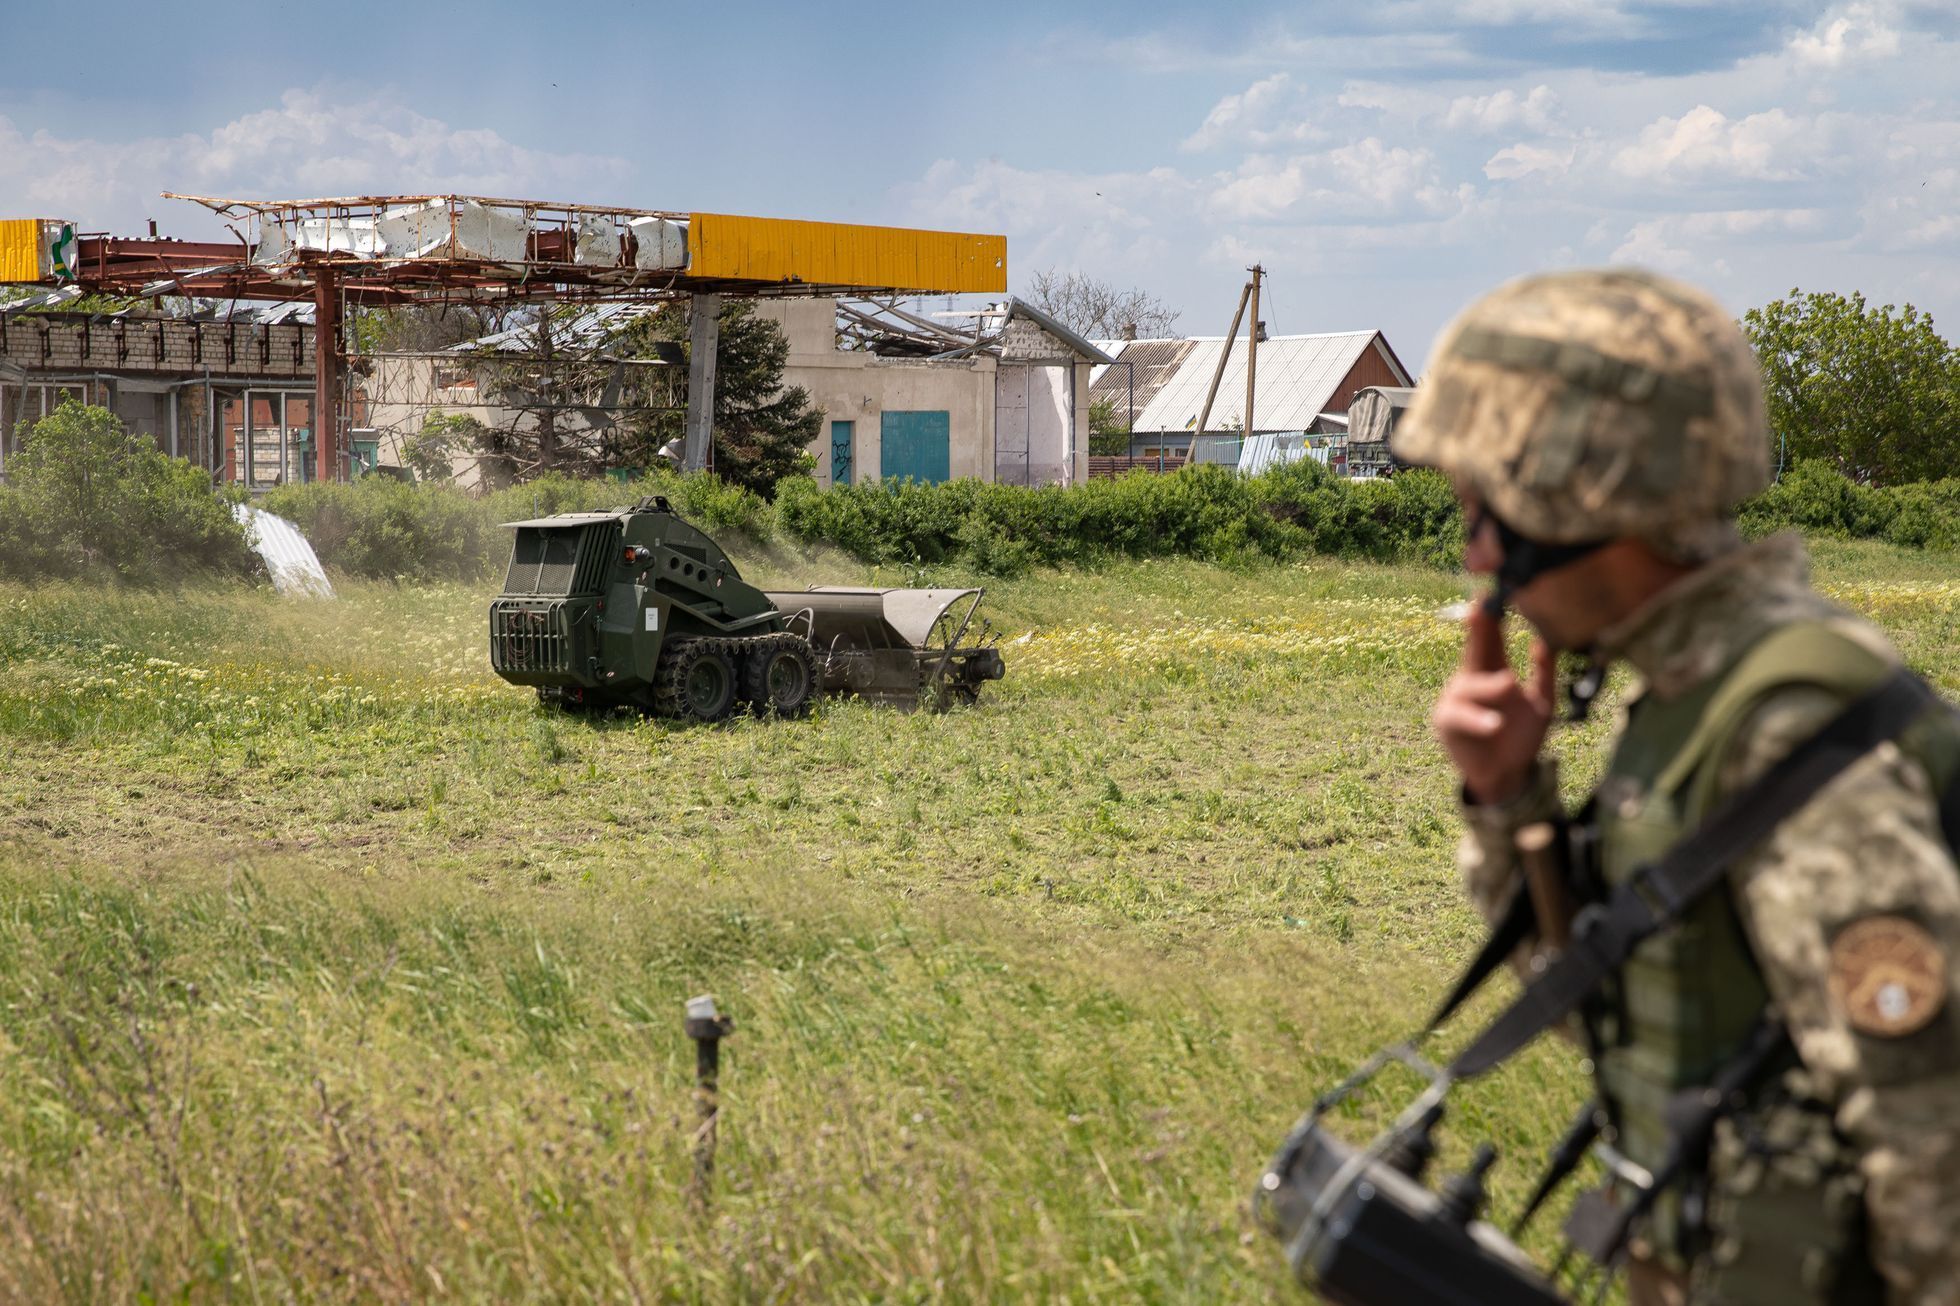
1393, 268, 1960, 1304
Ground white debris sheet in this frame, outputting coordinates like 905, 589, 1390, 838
232, 504, 334, 598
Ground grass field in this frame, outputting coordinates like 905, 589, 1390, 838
0, 536, 1956, 1302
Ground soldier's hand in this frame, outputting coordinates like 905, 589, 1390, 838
1432, 602, 1557, 805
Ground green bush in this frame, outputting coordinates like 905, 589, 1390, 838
128, 449, 1959, 591
1737, 459, 1960, 551
258, 461, 1470, 584
260, 468, 777, 581
261, 478, 498, 581
0, 399, 255, 585
770, 461, 1456, 576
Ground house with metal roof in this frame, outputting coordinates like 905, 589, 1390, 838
1088, 328, 1412, 463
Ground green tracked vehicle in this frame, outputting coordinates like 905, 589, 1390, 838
488, 497, 1004, 721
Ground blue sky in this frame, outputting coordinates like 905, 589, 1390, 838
3, 0, 1956, 367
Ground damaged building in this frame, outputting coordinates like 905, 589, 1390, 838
0, 301, 351, 486
761, 296, 1109, 487
363, 295, 1109, 490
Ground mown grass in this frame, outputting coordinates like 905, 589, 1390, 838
0, 536, 1955, 1301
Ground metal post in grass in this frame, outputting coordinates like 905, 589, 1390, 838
684, 993, 734, 1211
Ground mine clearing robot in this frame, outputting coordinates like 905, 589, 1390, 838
488, 497, 1005, 721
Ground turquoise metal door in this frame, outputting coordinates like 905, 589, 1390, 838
831, 420, 854, 486
880, 410, 950, 484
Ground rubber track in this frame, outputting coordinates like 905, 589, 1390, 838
738, 633, 819, 717
652, 632, 818, 720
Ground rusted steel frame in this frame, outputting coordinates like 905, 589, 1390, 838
164, 191, 689, 221
313, 271, 341, 483
79, 236, 246, 265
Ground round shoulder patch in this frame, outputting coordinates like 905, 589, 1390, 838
1828, 916, 1948, 1038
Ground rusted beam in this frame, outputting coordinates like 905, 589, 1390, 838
313, 271, 340, 483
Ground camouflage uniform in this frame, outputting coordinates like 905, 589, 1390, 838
1456, 533, 1960, 1303
1393, 268, 1960, 1304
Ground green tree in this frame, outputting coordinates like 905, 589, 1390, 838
0, 399, 255, 583
401, 410, 485, 483
1742, 290, 1960, 484
622, 302, 820, 497
1088, 394, 1131, 455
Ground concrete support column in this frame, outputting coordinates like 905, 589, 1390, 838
683, 293, 721, 473
313, 271, 341, 483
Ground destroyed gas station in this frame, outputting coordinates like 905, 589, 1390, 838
0, 195, 1008, 484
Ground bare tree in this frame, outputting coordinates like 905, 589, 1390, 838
359, 303, 511, 354
467, 308, 682, 483
1023, 269, 1181, 340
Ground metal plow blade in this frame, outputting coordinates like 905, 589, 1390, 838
762, 586, 1005, 710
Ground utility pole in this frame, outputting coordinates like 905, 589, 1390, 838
1244, 264, 1263, 440
1195, 279, 1253, 439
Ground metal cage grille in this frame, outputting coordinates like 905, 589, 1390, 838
502, 523, 615, 596
489, 601, 573, 674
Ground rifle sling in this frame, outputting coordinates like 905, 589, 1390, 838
1444, 668, 1936, 1082
1424, 882, 1536, 1033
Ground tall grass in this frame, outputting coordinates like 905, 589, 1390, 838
0, 540, 1953, 1299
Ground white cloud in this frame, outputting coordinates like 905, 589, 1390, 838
1337, 82, 1399, 112
1182, 73, 1326, 152
1611, 104, 1810, 180
1444, 85, 1563, 134
894, 158, 1190, 274
1789, 2, 1902, 67
1441, 0, 1638, 26
1856, 131, 1960, 252
1609, 208, 1833, 270
1206, 138, 1471, 223
1484, 141, 1577, 179
0, 90, 629, 237
1611, 218, 1721, 273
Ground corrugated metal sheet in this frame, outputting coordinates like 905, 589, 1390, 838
687, 213, 1006, 293
0, 219, 44, 282
234, 504, 334, 598
1130, 331, 1384, 434
1237, 432, 1319, 475
1087, 338, 1201, 423
452, 302, 660, 355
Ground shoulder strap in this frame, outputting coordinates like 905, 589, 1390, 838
1945, 776, 1960, 862
1654, 622, 1891, 798
1446, 669, 1939, 1081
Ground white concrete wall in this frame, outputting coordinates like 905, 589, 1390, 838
363, 356, 517, 491
1072, 359, 1092, 484
756, 298, 997, 487
995, 361, 1093, 486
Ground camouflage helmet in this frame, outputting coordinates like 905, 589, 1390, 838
1391, 267, 1768, 545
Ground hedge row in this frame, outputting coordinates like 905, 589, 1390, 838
252, 460, 1466, 582
256, 457, 1960, 584
8, 404, 1952, 588
259, 470, 774, 582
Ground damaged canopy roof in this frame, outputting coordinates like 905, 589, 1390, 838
838, 296, 1111, 364
97, 194, 1013, 305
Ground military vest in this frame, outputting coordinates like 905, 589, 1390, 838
1583, 620, 1960, 1301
